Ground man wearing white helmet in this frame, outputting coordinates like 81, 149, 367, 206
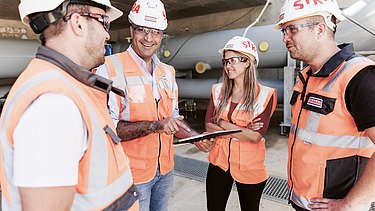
95, 0, 215, 210
276, 0, 375, 210
0, 0, 139, 210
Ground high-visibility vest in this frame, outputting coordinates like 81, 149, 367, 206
0, 58, 136, 210
208, 83, 276, 184
288, 56, 375, 209
104, 51, 178, 184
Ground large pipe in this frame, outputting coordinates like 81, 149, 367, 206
163, 0, 375, 71
0, 39, 40, 79
163, 25, 286, 69
177, 79, 284, 103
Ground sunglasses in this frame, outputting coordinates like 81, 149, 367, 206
222, 57, 248, 66
280, 22, 320, 36
64, 12, 110, 31
131, 24, 163, 37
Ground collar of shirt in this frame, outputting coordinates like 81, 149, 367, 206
307, 43, 356, 77
127, 45, 161, 77
127, 45, 161, 100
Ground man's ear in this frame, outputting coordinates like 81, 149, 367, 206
69, 13, 84, 36
129, 26, 134, 37
317, 22, 326, 38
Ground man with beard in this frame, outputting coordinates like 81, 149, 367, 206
96, 0, 215, 210
275, 0, 375, 210
0, 0, 139, 210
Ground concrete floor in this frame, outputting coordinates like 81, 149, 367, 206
169, 108, 294, 210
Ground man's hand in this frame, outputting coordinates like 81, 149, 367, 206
154, 116, 191, 135
194, 136, 216, 153
308, 198, 369, 211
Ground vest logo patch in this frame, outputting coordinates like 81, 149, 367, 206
307, 96, 323, 108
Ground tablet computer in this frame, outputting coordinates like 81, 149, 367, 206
174, 128, 242, 145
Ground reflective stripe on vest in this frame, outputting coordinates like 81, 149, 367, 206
290, 190, 311, 210
291, 123, 374, 148
293, 57, 375, 149
0, 69, 132, 210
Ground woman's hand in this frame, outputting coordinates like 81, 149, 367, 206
248, 118, 264, 131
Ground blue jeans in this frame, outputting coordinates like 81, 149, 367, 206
135, 168, 174, 211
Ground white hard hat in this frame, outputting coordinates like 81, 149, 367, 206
128, 0, 167, 31
19, 0, 123, 25
275, 0, 344, 31
219, 36, 259, 67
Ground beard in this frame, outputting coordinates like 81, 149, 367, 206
84, 42, 105, 69
83, 25, 106, 70
289, 43, 319, 63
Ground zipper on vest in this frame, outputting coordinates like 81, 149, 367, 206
156, 99, 162, 168
354, 156, 360, 183
288, 73, 310, 203
227, 138, 232, 169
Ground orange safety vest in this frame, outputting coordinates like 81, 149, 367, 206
104, 51, 178, 184
0, 58, 137, 210
288, 56, 375, 209
208, 83, 276, 184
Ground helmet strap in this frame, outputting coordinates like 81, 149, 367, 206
28, 0, 107, 34
28, 0, 69, 34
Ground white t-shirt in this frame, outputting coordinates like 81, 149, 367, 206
13, 93, 88, 187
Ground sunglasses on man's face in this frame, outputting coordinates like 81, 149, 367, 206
64, 12, 110, 31
131, 24, 163, 37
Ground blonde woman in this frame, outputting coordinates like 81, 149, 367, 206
205, 36, 277, 210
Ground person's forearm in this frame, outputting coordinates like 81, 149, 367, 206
219, 120, 263, 143
20, 186, 75, 211
116, 120, 154, 141
205, 122, 224, 132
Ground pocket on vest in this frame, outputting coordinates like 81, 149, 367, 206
290, 90, 300, 106
208, 139, 226, 165
128, 85, 147, 103
323, 155, 369, 199
239, 142, 265, 171
302, 93, 336, 115
124, 142, 147, 170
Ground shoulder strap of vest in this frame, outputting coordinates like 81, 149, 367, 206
253, 84, 277, 117
106, 54, 128, 92
211, 83, 223, 106
323, 56, 375, 91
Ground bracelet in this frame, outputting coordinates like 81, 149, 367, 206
150, 121, 157, 133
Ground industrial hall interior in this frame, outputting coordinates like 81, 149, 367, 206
0, 0, 374, 210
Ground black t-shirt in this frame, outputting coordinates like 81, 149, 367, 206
345, 65, 375, 132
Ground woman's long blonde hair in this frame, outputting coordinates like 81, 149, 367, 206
214, 51, 258, 123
